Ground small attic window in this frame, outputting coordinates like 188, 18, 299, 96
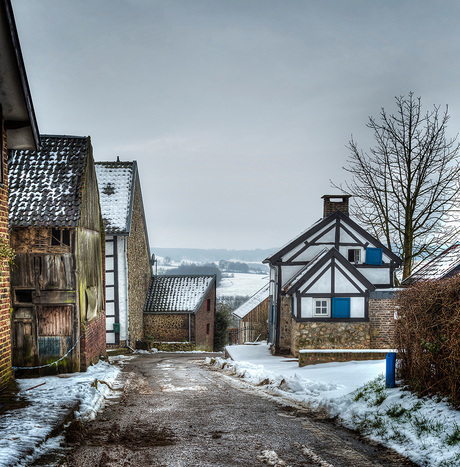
348, 249, 361, 263
51, 228, 71, 247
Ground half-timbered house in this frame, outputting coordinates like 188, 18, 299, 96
0, 0, 39, 387
265, 195, 402, 356
9, 135, 106, 374
95, 160, 152, 349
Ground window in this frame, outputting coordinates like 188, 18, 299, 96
314, 299, 330, 317
206, 323, 210, 334
51, 228, 71, 247
366, 247, 383, 265
348, 249, 361, 263
206, 299, 211, 311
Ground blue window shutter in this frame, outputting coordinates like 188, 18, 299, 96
291, 297, 294, 315
366, 247, 383, 265
332, 297, 350, 318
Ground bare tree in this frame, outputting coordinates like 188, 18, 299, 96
335, 93, 460, 280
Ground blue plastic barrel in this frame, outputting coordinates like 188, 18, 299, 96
386, 352, 396, 388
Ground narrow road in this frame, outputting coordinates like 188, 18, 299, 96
63, 353, 416, 467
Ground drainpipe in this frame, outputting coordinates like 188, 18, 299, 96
188, 314, 191, 342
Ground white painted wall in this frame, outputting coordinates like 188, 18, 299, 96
358, 267, 390, 285
117, 236, 129, 342
350, 297, 365, 317
301, 297, 313, 318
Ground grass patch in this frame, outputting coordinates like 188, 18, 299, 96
446, 423, 460, 446
385, 403, 408, 419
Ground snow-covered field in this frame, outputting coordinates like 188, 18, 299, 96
217, 272, 269, 298
209, 343, 460, 467
0, 359, 123, 467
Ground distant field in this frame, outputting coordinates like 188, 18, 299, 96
217, 272, 269, 298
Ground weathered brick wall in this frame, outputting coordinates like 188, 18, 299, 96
144, 313, 190, 342
80, 310, 106, 370
240, 297, 269, 342
369, 297, 397, 348
0, 119, 11, 388
195, 285, 215, 351
278, 296, 293, 353
127, 175, 151, 345
292, 321, 371, 357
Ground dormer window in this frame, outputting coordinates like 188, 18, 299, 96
348, 248, 361, 263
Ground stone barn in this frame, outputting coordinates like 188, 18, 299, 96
9, 135, 106, 374
144, 275, 216, 351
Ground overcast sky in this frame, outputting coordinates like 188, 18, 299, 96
12, 0, 460, 250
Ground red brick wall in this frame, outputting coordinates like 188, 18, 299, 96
80, 310, 106, 370
369, 298, 397, 348
194, 284, 215, 351
0, 117, 12, 387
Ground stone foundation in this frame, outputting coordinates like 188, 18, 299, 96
299, 349, 391, 366
292, 321, 371, 357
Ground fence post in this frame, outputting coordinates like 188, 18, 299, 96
386, 352, 396, 388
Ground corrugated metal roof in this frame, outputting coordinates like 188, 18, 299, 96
402, 243, 460, 285
232, 283, 270, 319
8, 135, 89, 227
95, 161, 134, 234
144, 275, 215, 314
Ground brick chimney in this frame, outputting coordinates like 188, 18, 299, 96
322, 194, 351, 218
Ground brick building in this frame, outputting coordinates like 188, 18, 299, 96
0, 0, 40, 387
95, 161, 152, 348
232, 283, 269, 344
9, 135, 106, 374
144, 275, 216, 351
265, 195, 402, 357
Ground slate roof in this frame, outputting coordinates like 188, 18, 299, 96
144, 275, 216, 314
8, 135, 89, 227
95, 161, 135, 234
402, 243, 460, 285
232, 283, 270, 319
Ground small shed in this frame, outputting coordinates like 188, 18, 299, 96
95, 160, 152, 348
232, 283, 269, 344
9, 135, 106, 374
144, 275, 216, 351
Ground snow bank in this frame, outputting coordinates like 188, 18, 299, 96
210, 343, 460, 466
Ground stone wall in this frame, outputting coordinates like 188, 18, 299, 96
195, 285, 215, 351
299, 349, 389, 366
126, 174, 151, 345
144, 313, 190, 342
369, 292, 398, 348
0, 120, 11, 388
152, 342, 195, 352
278, 296, 293, 353
291, 321, 371, 357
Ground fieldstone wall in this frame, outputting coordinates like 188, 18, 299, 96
299, 350, 389, 366
278, 296, 293, 353
144, 313, 191, 342
369, 291, 398, 348
152, 342, 195, 352
126, 175, 151, 345
291, 321, 371, 357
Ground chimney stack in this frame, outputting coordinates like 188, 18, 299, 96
322, 194, 351, 218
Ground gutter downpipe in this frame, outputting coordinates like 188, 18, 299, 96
275, 264, 282, 352
188, 314, 191, 342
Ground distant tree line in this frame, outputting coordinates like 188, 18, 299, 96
164, 262, 222, 286
218, 260, 268, 274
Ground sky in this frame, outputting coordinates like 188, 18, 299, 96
11, 0, 460, 249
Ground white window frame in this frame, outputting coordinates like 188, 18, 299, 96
313, 298, 330, 317
348, 248, 361, 264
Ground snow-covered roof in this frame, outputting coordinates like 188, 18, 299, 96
402, 243, 460, 285
232, 283, 270, 319
9, 135, 89, 227
95, 161, 135, 234
144, 275, 216, 314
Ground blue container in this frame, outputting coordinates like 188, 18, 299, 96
386, 352, 396, 388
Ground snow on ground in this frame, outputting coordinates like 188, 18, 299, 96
217, 272, 269, 298
209, 343, 460, 467
0, 360, 122, 467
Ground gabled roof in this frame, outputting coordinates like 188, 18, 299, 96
144, 275, 216, 314
402, 243, 460, 286
9, 135, 89, 227
285, 247, 376, 295
265, 211, 402, 265
95, 161, 136, 235
232, 283, 270, 319
0, 0, 39, 149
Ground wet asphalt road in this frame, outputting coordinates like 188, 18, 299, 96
62, 353, 416, 467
